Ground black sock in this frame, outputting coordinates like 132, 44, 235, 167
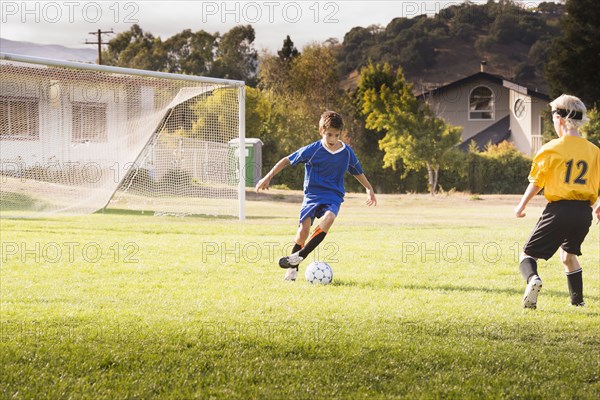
292, 243, 303, 254
520, 257, 538, 283
566, 269, 583, 305
298, 231, 326, 259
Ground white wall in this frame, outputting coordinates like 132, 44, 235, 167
1, 78, 132, 170
508, 90, 532, 154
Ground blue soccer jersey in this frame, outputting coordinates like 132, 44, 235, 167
287, 140, 364, 203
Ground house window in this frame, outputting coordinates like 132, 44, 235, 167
72, 102, 107, 142
513, 98, 526, 119
0, 97, 40, 140
469, 86, 494, 120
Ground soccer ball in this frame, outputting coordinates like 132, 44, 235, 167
304, 261, 333, 285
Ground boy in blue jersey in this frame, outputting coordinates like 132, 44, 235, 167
255, 111, 377, 281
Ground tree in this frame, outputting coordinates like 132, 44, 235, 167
545, 0, 600, 107
339, 26, 378, 73
277, 35, 299, 62
536, 2, 565, 15
513, 62, 535, 81
528, 38, 552, 76
163, 29, 216, 75
345, 62, 405, 193
258, 35, 300, 93
245, 87, 272, 140
360, 62, 462, 195
211, 25, 258, 86
103, 25, 258, 83
255, 43, 345, 182
102, 24, 167, 71
581, 108, 600, 148
289, 43, 341, 114
490, 13, 520, 44
257, 53, 289, 93
260, 42, 342, 121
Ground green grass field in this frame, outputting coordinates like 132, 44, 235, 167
1, 191, 599, 399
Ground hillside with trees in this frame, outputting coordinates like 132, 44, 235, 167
102, 1, 564, 94
337, 1, 564, 93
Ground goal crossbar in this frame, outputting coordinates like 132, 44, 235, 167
0, 53, 246, 87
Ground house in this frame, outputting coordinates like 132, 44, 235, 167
0, 62, 158, 169
0, 62, 229, 184
0, 54, 246, 218
419, 71, 550, 155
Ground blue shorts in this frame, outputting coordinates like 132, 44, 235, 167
299, 199, 341, 225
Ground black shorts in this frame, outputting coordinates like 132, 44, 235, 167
524, 200, 593, 260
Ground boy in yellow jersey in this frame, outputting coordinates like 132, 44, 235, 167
515, 94, 600, 309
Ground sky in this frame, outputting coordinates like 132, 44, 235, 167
0, 1, 548, 53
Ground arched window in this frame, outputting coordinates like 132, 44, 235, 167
469, 86, 494, 120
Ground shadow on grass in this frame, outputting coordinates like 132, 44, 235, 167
247, 190, 304, 204
0, 216, 65, 222
96, 208, 283, 220
97, 208, 238, 219
331, 279, 600, 302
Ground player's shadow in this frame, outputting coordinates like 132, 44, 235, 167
332, 279, 600, 303
247, 190, 304, 203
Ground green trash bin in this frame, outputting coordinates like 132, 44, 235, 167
228, 138, 263, 187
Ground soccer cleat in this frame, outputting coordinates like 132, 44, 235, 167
283, 267, 298, 281
278, 252, 303, 269
571, 301, 586, 307
522, 276, 543, 309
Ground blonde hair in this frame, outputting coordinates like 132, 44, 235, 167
319, 111, 344, 132
549, 94, 589, 130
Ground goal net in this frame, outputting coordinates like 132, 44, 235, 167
0, 53, 246, 219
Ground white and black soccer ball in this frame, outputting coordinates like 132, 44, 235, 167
304, 261, 333, 285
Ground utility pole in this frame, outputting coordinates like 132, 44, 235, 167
86, 29, 114, 65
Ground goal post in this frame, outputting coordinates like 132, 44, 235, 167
238, 85, 246, 221
0, 53, 246, 219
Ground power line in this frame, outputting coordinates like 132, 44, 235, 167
85, 29, 114, 65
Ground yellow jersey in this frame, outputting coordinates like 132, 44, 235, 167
529, 135, 600, 204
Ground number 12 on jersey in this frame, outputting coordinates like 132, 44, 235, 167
564, 159, 588, 184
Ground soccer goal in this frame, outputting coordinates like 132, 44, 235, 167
0, 53, 246, 219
